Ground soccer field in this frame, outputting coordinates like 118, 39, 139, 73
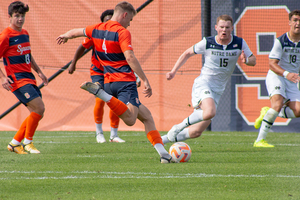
0, 131, 299, 200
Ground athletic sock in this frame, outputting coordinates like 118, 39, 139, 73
24, 112, 42, 141
95, 89, 113, 102
106, 97, 128, 116
24, 138, 32, 145
146, 130, 169, 156
109, 109, 120, 128
12, 117, 28, 143
278, 106, 296, 118
256, 108, 278, 142
177, 109, 203, 130
95, 123, 103, 134
176, 128, 190, 142
94, 97, 105, 124
110, 128, 118, 138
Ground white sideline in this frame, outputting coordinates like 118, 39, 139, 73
0, 170, 299, 180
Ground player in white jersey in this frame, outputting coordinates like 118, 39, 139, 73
253, 10, 300, 148
162, 15, 256, 144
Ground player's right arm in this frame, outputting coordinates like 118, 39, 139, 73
56, 28, 85, 45
0, 32, 13, 91
166, 46, 196, 80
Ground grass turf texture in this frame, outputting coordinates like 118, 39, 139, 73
0, 131, 299, 200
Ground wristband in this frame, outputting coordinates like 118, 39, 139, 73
283, 71, 289, 78
245, 57, 249, 64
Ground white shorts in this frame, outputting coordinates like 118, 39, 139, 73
266, 70, 300, 102
191, 79, 222, 109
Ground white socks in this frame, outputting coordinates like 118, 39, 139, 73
177, 109, 203, 131
110, 128, 118, 138
96, 123, 103, 134
154, 143, 169, 157
96, 90, 112, 102
256, 108, 278, 142
175, 128, 190, 142
278, 106, 296, 118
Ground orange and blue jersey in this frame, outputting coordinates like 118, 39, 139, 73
0, 27, 36, 92
81, 37, 104, 78
84, 20, 136, 84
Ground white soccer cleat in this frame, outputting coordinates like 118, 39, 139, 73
167, 125, 181, 142
109, 137, 125, 143
80, 81, 102, 95
96, 133, 106, 143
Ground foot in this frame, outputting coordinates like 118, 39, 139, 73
80, 81, 102, 95
7, 142, 27, 154
160, 155, 178, 164
22, 142, 41, 154
254, 107, 270, 129
96, 133, 106, 143
161, 134, 170, 144
109, 137, 125, 143
167, 125, 182, 142
253, 139, 274, 148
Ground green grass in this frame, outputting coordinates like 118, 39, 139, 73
0, 131, 299, 200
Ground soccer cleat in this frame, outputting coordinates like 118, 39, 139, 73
109, 137, 125, 143
80, 81, 102, 95
167, 125, 182, 142
160, 155, 178, 164
96, 133, 106, 143
22, 142, 41, 154
254, 106, 270, 129
7, 142, 28, 154
253, 139, 274, 148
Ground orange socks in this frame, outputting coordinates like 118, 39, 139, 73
109, 109, 120, 128
106, 97, 128, 116
25, 112, 42, 141
94, 97, 105, 124
13, 117, 28, 142
146, 130, 163, 146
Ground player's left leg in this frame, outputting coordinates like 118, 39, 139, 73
137, 104, 176, 163
94, 98, 106, 143
162, 120, 211, 144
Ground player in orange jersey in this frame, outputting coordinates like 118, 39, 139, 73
0, 1, 48, 154
68, 9, 128, 144
56, 1, 176, 163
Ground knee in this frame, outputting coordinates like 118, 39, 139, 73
293, 109, 300, 117
124, 118, 137, 126
203, 110, 216, 120
272, 102, 283, 112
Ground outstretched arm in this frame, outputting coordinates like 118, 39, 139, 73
166, 46, 195, 80
56, 28, 85, 45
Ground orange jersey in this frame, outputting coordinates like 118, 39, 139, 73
84, 21, 136, 84
82, 37, 104, 77
0, 27, 36, 92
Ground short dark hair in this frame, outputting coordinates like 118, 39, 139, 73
216, 15, 233, 25
8, 1, 29, 16
100, 9, 114, 22
115, 1, 136, 16
289, 10, 300, 20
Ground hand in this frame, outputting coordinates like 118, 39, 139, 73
56, 34, 69, 45
39, 73, 48, 86
286, 72, 300, 83
142, 80, 152, 98
1, 76, 13, 91
68, 62, 76, 74
166, 71, 175, 80
240, 50, 247, 63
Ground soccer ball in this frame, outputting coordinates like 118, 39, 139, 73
169, 142, 192, 163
